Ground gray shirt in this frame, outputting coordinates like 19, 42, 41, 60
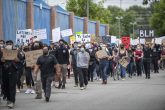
77, 51, 90, 68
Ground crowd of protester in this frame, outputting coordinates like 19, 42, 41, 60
0, 39, 165, 109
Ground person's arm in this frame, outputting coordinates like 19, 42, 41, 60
34, 64, 40, 75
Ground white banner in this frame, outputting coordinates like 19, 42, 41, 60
76, 34, 91, 43
52, 27, 61, 43
61, 29, 73, 37
16, 29, 33, 44
33, 29, 47, 40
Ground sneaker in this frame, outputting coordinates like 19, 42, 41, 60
35, 95, 42, 99
7, 102, 14, 109
45, 97, 49, 102
16, 89, 20, 93
31, 90, 36, 94
25, 89, 31, 94
84, 85, 87, 89
122, 78, 125, 81
74, 84, 78, 87
80, 87, 84, 90
62, 85, 65, 89
58, 84, 62, 89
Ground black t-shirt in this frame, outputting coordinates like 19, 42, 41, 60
36, 54, 58, 78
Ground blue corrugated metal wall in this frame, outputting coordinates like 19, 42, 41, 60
88, 21, 96, 35
2, 0, 26, 42
33, 4, 51, 44
99, 24, 106, 36
56, 10, 69, 30
2, 0, 107, 44
74, 16, 84, 34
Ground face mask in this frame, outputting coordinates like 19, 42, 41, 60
43, 50, 48, 55
89, 49, 93, 52
6, 45, 12, 50
80, 48, 85, 52
137, 47, 140, 49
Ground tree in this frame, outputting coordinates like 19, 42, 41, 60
149, 0, 165, 36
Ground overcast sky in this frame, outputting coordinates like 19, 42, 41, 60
46, 0, 149, 9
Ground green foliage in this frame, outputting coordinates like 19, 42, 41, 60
150, 0, 165, 36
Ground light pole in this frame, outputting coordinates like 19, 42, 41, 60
130, 22, 136, 39
116, 16, 123, 38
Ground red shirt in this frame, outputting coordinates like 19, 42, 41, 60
135, 50, 143, 62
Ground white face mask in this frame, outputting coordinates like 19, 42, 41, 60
89, 49, 93, 52
80, 48, 85, 52
5, 45, 12, 50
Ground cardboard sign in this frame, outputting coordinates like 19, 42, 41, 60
61, 29, 73, 37
76, 34, 91, 43
2, 49, 18, 60
161, 55, 165, 60
33, 29, 47, 40
96, 50, 108, 59
52, 27, 61, 43
16, 29, 33, 44
119, 58, 129, 68
161, 39, 165, 46
25, 50, 43, 67
121, 36, 130, 49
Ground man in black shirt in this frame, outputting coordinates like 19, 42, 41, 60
143, 43, 152, 79
34, 46, 58, 102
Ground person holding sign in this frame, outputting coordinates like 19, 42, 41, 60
119, 44, 128, 80
34, 46, 59, 102
1, 40, 23, 109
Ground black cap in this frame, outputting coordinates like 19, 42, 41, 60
6, 40, 13, 45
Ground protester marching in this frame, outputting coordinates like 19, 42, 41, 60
0, 35, 165, 109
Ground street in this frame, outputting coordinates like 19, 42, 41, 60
1, 71, 165, 110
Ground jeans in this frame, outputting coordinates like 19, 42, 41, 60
88, 62, 96, 81
72, 66, 79, 85
77, 68, 88, 87
120, 65, 126, 78
127, 62, 134, 77
41, 76, 53, 98
136, 60, 142, 76
143, 60, 150, 78
100, 60, 109, 81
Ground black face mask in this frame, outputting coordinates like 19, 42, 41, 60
43, 50, 48, 55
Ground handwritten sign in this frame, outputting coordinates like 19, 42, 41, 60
76, 34, 91, 43
52, 27, 61, 43
96, 50, 108, 59
61, 29, 73, 37
2, 49, 18, 60
33, 29, 47, 40
119, 58, 129, 68
25, 50, 43, 67
16, 29, 33, 44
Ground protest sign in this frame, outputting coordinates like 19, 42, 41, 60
16, 29, 33, 44
33, 29, 47, 40
25, 50, 43, 67
121, 36, 130, 49
101, 36, 111, 44
52, 27, 61, 43
61, 29, 73, 37
96, 50, 108, 59
111, 36, 117, 44
76, 34, 91, 43
70, 36, 76, 44
119, 58, 129, 68
2, 49, 18, 60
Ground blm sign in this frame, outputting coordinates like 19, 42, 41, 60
139, 29, 154, 38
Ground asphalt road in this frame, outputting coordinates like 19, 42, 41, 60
1, 70, 165, 110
